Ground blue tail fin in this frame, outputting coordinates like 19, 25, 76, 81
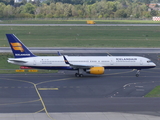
63, 55, 70, 65
6, 34, 36, 58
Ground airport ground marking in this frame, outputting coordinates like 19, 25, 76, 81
33, 84, 56, 120
112, 80, 160, 98
1, 77, 77, 120
1, 78, 53, 119
35, 77, 77, 120
33, 77, 76, 119
123, 81, 160, 88
4, 78, 55, 120
36, 77, 76, 85
38, 88, 59, 90
4, 78, 56, 120
34, 77, 77, 119
35, 108, 45, 113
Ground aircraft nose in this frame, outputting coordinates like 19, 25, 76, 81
153, 62, 156, 67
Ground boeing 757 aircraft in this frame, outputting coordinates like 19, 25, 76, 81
6, 34, 156, 77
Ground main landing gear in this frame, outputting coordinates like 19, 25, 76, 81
75, 73, 83, 77
75, 69, 83, 77
136, 70, 140, 77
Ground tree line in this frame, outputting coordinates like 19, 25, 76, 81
0, 0, 160, 19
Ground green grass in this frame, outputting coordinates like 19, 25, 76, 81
0, 53, 17, 69
95, 20, 160, 24
1, 19, 160, 24
145, 86, 160, 97
1, 26, 160, 47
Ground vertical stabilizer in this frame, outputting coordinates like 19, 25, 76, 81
6, 34, 36, 58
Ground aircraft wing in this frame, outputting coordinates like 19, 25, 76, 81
63, 55, 100, 69
68, 63, 94, 69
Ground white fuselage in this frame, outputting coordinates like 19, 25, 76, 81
8, 56, 156, 70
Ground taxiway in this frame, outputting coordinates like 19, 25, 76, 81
0, 52, 160, 120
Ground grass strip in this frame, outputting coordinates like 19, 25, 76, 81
1, 19, 160, 24
1, 26, 160, 47
145, 86, 160, 97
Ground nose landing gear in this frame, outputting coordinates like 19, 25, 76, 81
136, 70, 140, 77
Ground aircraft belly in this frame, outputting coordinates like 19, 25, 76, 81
28, 66, 73, 70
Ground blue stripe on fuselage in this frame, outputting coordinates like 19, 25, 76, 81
24, 66, 155, 70
27, 66, 74, 70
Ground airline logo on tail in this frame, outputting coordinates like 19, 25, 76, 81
6, 34, 36, 58
10, 42, 24, 52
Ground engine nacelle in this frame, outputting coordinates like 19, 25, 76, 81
86, 67, 105, 75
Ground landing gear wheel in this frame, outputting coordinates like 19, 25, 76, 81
136, 74, 139, 77
75, 73, 79, 77
75, 73, 83, 77
79, 74, 83, 77
136, 70, 140, 77
75, 69, 84, 77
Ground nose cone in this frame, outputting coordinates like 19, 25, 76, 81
152, 62, 156, 68
154, 63, 156, 67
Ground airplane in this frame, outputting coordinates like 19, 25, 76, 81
6, 34, 156, 77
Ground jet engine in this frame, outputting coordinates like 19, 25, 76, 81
86, 67, 105, 75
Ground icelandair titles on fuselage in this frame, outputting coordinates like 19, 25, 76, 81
116, 58, 137, 61
116, 58, 137, 62
15, 54, 31, 56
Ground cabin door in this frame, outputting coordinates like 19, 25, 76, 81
140, 60, 143, 65
33, 60, 36, 65
110, 59, 114, 65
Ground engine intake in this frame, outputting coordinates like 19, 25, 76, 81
86, 67, 105, 75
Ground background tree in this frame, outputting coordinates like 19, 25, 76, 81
0, 2, 6, 18
150, 10, 158, 16
21, 3, 36, 14
3, 5, 15, 18
0, 0, 159, 18
114, 9, 127, 18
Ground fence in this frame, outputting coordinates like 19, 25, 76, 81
152, 16, 160, 21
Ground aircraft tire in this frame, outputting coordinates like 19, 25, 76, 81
75, 73, 83, 77
79, 74, 83, 77
75, 73, 79, 77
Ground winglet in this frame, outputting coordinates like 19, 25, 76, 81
63, 55, 70, 64
57, 51, 62, 56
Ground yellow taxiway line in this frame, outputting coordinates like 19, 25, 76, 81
38, 88, 59, 90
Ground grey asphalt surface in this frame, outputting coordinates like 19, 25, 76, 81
1, 47, 160, 53
0, 68, 160, 113
0, 52, 160, 120
0, 53, 160, 113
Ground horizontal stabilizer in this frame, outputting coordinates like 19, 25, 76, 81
8, 58, 27, 63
